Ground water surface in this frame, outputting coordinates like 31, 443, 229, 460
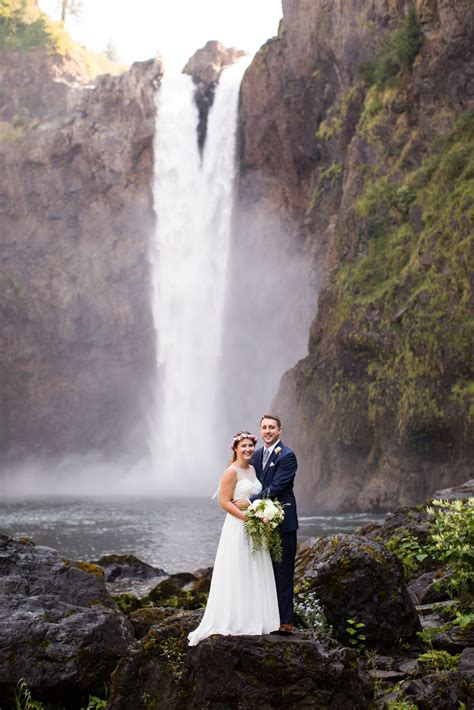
0, 496, 385, 573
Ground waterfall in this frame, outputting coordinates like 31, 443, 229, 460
150, 59, 251, 493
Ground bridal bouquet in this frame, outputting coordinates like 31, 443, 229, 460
244, 498, 286, 562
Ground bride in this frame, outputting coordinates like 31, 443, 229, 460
188, 431, 280, 646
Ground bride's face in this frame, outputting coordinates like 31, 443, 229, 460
236, 438, 255, 460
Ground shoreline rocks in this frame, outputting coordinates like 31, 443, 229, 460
0, 536, 133, 707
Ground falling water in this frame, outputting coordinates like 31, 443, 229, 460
150, 59, 251, 493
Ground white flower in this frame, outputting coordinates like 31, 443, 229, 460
274, 446, 282, 455
263, 500, 279, 520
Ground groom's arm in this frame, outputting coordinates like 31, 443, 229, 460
260, 452, 297, 499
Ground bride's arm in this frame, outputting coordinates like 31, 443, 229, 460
219, 468, 248, 521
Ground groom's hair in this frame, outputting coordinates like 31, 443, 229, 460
260, 414, 282, 428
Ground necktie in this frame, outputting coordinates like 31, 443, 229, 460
263, 448, 271, 468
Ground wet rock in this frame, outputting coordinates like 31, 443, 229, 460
295, 534, 420, 650
0, 535, 133, 705
459, 647, 474, 674
431, 621, 474, 653
358, 506, 433, 547
403, 671, 473, 710
146, 568, 212, 610
129, 606, 187, 639
429, 479, 474, 501
407, 570, 450, 605
93, 554, 166, 582
108, 614, 373, 709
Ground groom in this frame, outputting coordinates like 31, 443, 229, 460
236, 414, 298, 634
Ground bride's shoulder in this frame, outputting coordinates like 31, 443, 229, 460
222, 465, 238, 480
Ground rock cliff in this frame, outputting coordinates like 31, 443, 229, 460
237, 0, 474, 510
183, 40, 247, 152
0, 49, 162, 460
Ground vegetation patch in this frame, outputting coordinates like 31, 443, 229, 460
358, 6, 422, 89
331, 111, 474, 449
386, 498, 474, 600
0, 0, 126, 76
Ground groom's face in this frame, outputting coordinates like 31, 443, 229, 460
260, 418, 282, 447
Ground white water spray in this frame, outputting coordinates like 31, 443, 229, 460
150, 59, 251, 492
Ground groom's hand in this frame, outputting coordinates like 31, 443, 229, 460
232, 498, 249, 510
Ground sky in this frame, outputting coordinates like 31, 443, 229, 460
38, 0, 283, 67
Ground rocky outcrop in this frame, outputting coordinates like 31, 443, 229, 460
108, 614, 373, 710
0, 47, 90, 124
0, 535, 133, 706
403, 671, 473, 710
237, 0, 474, 510
295, 533, 420, 650
430, 479, 474, 501
0, 50, 162, 461
183, 40, 247, 152
93, 554, 166, 582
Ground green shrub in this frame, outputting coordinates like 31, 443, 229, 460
359, 6, 422, 88
427, 498, 474, 596
416, 648, 460, 672
386, 498, 474, 599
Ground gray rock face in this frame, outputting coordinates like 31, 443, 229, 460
0, 536, 133, 705
238, 0, 474, 511
108, 614, 374, 709
295, 533, 420, 649
0, 52, 163, 462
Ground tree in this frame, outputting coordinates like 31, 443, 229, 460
104, 39, 118, 62
58, 0, 82, 24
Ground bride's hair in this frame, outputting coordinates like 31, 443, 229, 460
229, 431, 257, 463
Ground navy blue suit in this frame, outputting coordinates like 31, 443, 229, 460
250, 442, 298, 624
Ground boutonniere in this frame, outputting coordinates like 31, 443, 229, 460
274, 446, 282, 455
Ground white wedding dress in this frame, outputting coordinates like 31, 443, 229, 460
188, 464, 280, 646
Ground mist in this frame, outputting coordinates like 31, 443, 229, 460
218, 178, 317, 454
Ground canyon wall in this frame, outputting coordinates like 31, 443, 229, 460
237, 0, 474, 510
0, 50, 162, 460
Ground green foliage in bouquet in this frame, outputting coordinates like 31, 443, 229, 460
244, 498, 286, 563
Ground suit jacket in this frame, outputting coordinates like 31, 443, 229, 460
250, 442, 298, 532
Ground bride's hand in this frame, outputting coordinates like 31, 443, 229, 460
232, 498, 249, 510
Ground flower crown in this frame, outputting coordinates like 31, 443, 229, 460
230, 431, 258, 450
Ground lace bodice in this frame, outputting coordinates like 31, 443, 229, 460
231, 464, 262, 499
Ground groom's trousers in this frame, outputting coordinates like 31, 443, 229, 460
273, 530, 297, 624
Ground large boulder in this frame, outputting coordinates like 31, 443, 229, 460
108, 614, 373, 709
295, 534, 420, 650
0, 536, 133, 705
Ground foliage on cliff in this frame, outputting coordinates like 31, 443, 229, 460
0, 0, 73, 53
0, 0, 124, 76
312, 8, 473, 460
331, 110, 474, 451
